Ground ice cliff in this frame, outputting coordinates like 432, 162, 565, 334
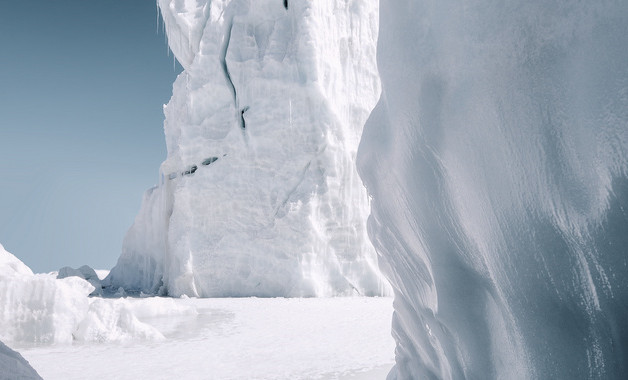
358, 0, 628, 379
106, 0, 389, 297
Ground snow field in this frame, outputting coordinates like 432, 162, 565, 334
18, 297, 394, 380
2, 245, 393, 379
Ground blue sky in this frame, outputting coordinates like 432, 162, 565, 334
0, 1, 182, 272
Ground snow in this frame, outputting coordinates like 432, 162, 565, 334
16, 297, 394, 380
106, 0, 390, 298
94, 269, 109, 281
0, 243, 33, 277
1, 245, 393, 378
358, 0, 628, 378
0, 246, 166, 345
0, 340, 41, 380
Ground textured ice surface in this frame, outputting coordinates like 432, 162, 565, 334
107, 0, 389, 297
358, 1, 628, 379
0, 340, 41, 380
0, 245, 164, 345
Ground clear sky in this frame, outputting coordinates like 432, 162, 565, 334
0, 1, 182, 273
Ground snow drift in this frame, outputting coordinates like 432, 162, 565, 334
358, 1, 628, 379
106, 0, 389, 297
0, 244, 167, 345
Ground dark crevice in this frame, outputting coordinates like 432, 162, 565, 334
219, 16, 247, 136
167, 156, 225, 181
283, 0, 288, 10
240, 106, 249, 130
182, 165, 198, 176
202, 157, 219, 166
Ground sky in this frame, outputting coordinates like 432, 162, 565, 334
0, 0, 182, 273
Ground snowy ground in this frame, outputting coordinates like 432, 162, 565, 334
11, 297, 394, 380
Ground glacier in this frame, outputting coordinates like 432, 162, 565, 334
358, 0, 628, 379
105, 0, 390, 297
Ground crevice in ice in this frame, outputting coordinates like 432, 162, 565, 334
240, 106, 249, 130
219, 16, 246, 137
202, 157, 219, 166
182, 165, 198, 176
283, 0, 288, 10
167, 156, 225, 181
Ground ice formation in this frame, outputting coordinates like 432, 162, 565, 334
58, 265, 103, 296
106, 0, 389, 297
0, 340, 41, 380
0, 244, 166, 345
358, 1, 628, 379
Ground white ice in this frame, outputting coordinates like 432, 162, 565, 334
0, 245, 164, 345
106, 0, 390, 298
358, 0, 628, 378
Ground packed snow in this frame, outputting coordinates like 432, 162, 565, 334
358, 0, 628, 378
106, 0, 390, 298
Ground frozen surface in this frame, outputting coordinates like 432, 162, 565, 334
0, 340, 41, 380
106, 0, 389, 298
358, 0, 628, 379
16, 297, 394, 380
1, 245, 393, 378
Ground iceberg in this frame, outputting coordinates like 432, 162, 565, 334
106, 0, 390, 297
358, 0, 628, 378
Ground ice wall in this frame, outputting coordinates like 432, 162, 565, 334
106, 0, 389, 297
0, 340, 42, 380
358, 1, 628, 379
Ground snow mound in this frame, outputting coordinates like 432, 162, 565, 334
0, 340, 42, 380
0, 273, 92, 344
0, 245, 166, 345
74, 298, 165, 343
